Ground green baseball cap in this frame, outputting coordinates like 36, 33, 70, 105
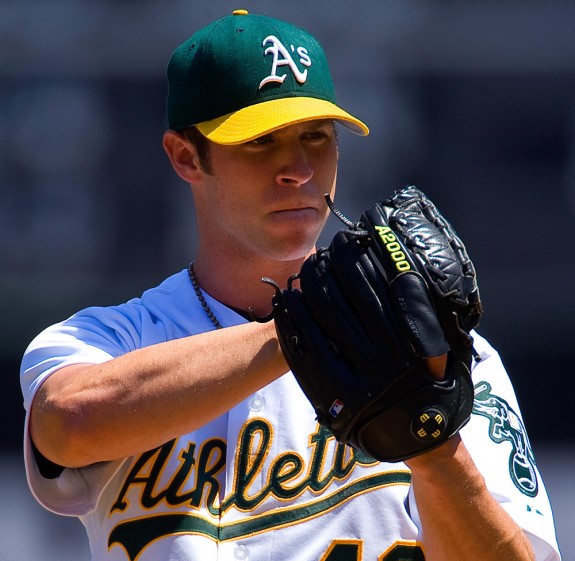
166, 9, 369, 144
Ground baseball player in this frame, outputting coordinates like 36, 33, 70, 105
21, 11, 561, 561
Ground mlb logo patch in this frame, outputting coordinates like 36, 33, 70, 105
329, 399, 345, 417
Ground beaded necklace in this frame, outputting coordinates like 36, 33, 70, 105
187, 262, 223, 330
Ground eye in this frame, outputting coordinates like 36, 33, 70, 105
246, 134, 274, 146
303, 130, 328, 141
302, 123, 336, 143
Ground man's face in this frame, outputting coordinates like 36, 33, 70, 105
193, 120, 339, 264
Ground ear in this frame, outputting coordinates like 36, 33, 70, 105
162, 130, 204, 184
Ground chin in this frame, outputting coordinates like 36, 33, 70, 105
263, 238, 319, 263
276, 241, 315, 261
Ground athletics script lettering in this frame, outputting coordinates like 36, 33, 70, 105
108, 420, 411, 560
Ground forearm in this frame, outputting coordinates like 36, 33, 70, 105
30, 321, 287, 467
406, 436, 535, 561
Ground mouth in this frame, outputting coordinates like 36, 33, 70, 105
268, 206, 322, 224
271, 205, 319, 215
271, 197, 324, 214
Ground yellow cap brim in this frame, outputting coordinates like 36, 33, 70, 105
196, 97, 369, 145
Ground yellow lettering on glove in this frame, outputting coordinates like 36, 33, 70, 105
374, 226, 411, 272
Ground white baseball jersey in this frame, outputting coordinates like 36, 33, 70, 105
21, 269, 561, 561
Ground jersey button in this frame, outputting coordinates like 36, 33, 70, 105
234, 544, 249, 560
249, 394, 265, 412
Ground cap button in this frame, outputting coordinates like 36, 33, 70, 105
232, 9, 249, 15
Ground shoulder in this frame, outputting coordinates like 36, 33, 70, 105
36, 269, 193, 350
469, 330, 519, 403
469, 330, 498, 361
20, 271, 191, 401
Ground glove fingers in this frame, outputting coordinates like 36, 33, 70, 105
327, 232, 412, 354
299, 245, 409, 381
359, 205, 449, 358
383, 187, 483, 333
388, 274, 449, 358
273, 287, 373, 414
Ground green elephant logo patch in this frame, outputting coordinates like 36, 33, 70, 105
473, 382, 538, 497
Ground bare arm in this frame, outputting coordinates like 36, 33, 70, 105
30, 320, 287, 468
405, 436, 535, 561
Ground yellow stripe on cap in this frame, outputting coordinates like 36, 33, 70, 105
196, 96, 369, 145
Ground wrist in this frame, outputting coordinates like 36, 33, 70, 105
405, 434, 468, 476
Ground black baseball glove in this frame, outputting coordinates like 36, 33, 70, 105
266, 186, 483, 462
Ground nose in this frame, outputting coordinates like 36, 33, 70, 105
275, 144, 314, 187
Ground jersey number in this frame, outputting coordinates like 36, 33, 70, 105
320, 540, 425, 561
321, 540, 424, 561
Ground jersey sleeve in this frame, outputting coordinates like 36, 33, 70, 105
407, 332, 562, 560
20, 305, 150, 516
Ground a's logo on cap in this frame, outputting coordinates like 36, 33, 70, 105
259, 35, 312, 89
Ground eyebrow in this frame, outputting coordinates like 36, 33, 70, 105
303, 119, 335, 128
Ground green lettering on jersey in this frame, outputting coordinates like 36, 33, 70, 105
108, 420, 410, 560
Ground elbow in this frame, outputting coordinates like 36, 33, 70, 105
30, 385, 102, 468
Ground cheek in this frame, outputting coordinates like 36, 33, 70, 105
319, 144, 339, 189
313, 158, 337, 208
326, 166, 338, 198
208, 176, 262, 238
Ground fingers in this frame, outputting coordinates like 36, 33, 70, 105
425, 354, 448, 380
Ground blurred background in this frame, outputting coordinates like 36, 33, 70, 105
1, 1, 573, 559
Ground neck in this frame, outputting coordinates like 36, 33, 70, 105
191, 252, 309, 317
